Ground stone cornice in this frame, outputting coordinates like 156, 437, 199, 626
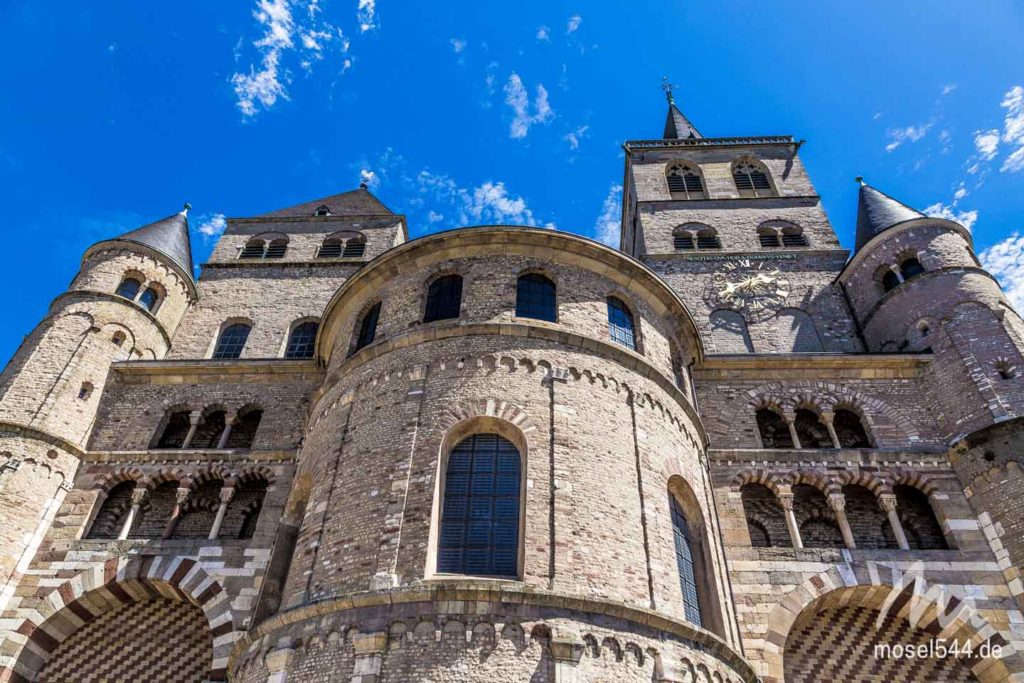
110, 358, 322, 383
199, 258, 366, 270
0, 422, 86, 458
643, 248, 848, 263
624, 135, 795, 151
708, 448, 953, 468
858, 266, 1003, 328
695, 352, 932, 378
635, 194, 822, 206
837, 217, 975, 281
50, 291, 173, 348
81, 449, 298, 464
83, 241, 198, 299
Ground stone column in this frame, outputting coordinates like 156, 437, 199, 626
163, 487, 191, 539
118, 486, 148, 540
828, 493, 856, 549
264, 646, 295, 683
550, 630, 585, 683
778, 489, 803, 549
217, 412, 237, 449
350, 632, 387, 683
784, 412, 802, 449
889, 265, 905, 283
820, 411, 842, 449
181, 410, 202, 449
208, 486, 235, 540
880, 493, 910, 550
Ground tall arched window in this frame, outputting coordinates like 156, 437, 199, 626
515, 273, 556, 322
138, 287, 161, 313
213, 323, 251, 359
793, 484, 843, 548
226, 408, 262, 449
607, 296, 637, 350
740, 484, 791, 547
352, 302, 382, 354
438, 433, 521, 578
834, 409, 871, 448
115, 278, 141, 300
900, 257, 925, 280
155, 410, 191, 449
666, 163, 705, 200
285, 321, 318, 359
424, 275, 463, 323
755, 408, 793, 448
732, 159, 774, 198
85, 481, 135, 539
170, 480, 221, 539
893, 486, 948, 550
709, 309, 754, 353
670, 495, 703, 626
191, 410, 226, 449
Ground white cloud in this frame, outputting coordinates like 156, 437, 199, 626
357, 0, 376, 32
941, 83, 958, 96
566, 15, 582, 34
195, 213, 228, 240
974, 129, 1000, 161
450, 38, 466, 53
503, 73, 554, 139
954, 182, 968, 201
923, 202, 978, 231
885, 124, 931, 152
980, 232, 1024, 310
1000, 85, 1024, 172
536, 25, 550, 41
359, 168, 380, 189
415, 170, 553, 227
563, 125, 588, 150
594, 184, 622, 247
427, 210, 443, 223
232, 0, 348, 117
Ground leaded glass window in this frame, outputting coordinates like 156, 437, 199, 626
352, 302, 381, 354
671, 495, 703, 626
424, 275, 463, 323
138, 287, 160, 312
115, 278, 141, 300
515, 273, 556, 322
213, 323, 251, 360
438, 433, 521, 577
285, 321, 318, 359
607, 296, 637, 350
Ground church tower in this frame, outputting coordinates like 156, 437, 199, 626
0, 207, 196, 607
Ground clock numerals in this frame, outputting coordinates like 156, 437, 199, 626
706, 261, 790, 320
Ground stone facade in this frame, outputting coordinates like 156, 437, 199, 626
0, 105, 1023, 683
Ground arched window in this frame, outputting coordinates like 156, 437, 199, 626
607, 296, 637, 350
673, 228, 696, 250
226, 408, 262, 449
900, 257, 925, 280
85, 481, 135, 539
285, 321, 318, 359
424, 274, 463, 323
352, 302, 382, 354
170, 480, 221, 539
342, 234, 366, 257
314, 205, 331, 216
438, 433, 521, 578
794, 409, 831, 448
776, 309, 823, 352
758, 221, 808, 248
695, 227, 721, 250
881, 268, 901, 292
515, 273, 556, 322
239, 238, 266, 259
191, 410, 226, 449
893, 485, 948, 550
755, 408, 793, 448
740, 484, 791, 547
842, 485, 894, 549
213, 323, 251, 359
317, 232, 367, 259
115, 278, 141, 300
670, 495, 702, 626
834, 409, 871, 448
155, 410, 191, 449
666, 163, 705, 200
137, 287, 161, 313
793, 484, 843, 548
757, 227, 782, 248
709, 309, 754, 353
265, 238, 288, 259
221, 475, 269, 539
732, 159, 774, 198
781, 226, 809, 247
317, 237, 343, 258
132, 481, 177, 539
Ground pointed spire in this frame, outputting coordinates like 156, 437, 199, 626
660, 78, 701, 140
854, 178, 926, 251
111, 205, 196, 282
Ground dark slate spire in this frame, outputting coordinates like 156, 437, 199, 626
112, 204, 195, 282
854, 178, 926, 251
661, 78, 701, 140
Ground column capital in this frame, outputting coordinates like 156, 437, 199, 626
819, 410, 835, 424
130, 487, 149, 505
777, 492, 795, 511
175, 487, 191, 505
827, 493, 846, 512
878, 493, 898, 512
219, 486, 236, 504
188, 410, 203, 425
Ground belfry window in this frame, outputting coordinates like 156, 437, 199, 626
438, 433, 521, 578
239, 237, 288, 259
607, 296, 637, 351
115, 278, 141, 300
424, 274, 463, 323
733, 159, 774, 198
515, 273, 557, 322
695, 228, 721, 250
670, 495, 703, 626
239, 239, 266, 259
285, 321, 318, 359
213, 323, 251, 360
351, 302, 382, 354
138, 287, 161, 313
666, 163, 705, 200
318, 232, 367, 259
900, 257, 925, 280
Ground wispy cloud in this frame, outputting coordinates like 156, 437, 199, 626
566, 14, 582, 34
923, 201, 978, 231
563, 124, 588, 150
195, 213, 228, 240
232, 0, 349, 117
450, 37, 466, 53
357, 0, 375, 32
504, 73, 554, 139
1000, 85, 1024, 172
885, 123, 931, 152
979, 232, 1024, 311
974, 129, 1001, 161
416, 170, 553, 227
941, 83, 958, 96
594, 184, 622, 247
536, 25, 550, 41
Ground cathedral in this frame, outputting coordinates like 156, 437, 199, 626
1, 95, 1023, 683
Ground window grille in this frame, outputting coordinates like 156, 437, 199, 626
670, 496, 703, 626
285, 321, 318, 359
674, 233, 696, 250
607, 297, 637, 350
213, 324, 251, 359
733, 161, 773, 197
515, 274, 556, 322
695, 232, 721, 250
781, 231, 809, 247
424, 275, 463, 322
759, 231, 782, 248
239, 241, 265, 259
264, 240, 287, 259
352, 302, 381, 353
342, 241, 366, 257
317, 240, 343, 258
438, 433, 521, 577
666, 164, 705, 199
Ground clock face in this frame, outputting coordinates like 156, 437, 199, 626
705, 259, 790, 320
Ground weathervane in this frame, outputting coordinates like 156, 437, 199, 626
661, 76, 677, 105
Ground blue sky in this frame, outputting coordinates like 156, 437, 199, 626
1, 1, 1023, 366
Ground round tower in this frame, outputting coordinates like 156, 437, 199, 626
0, 206, 196, 607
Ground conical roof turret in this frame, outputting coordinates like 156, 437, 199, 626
95, 204, 195, 283
854, 178, 926, 251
